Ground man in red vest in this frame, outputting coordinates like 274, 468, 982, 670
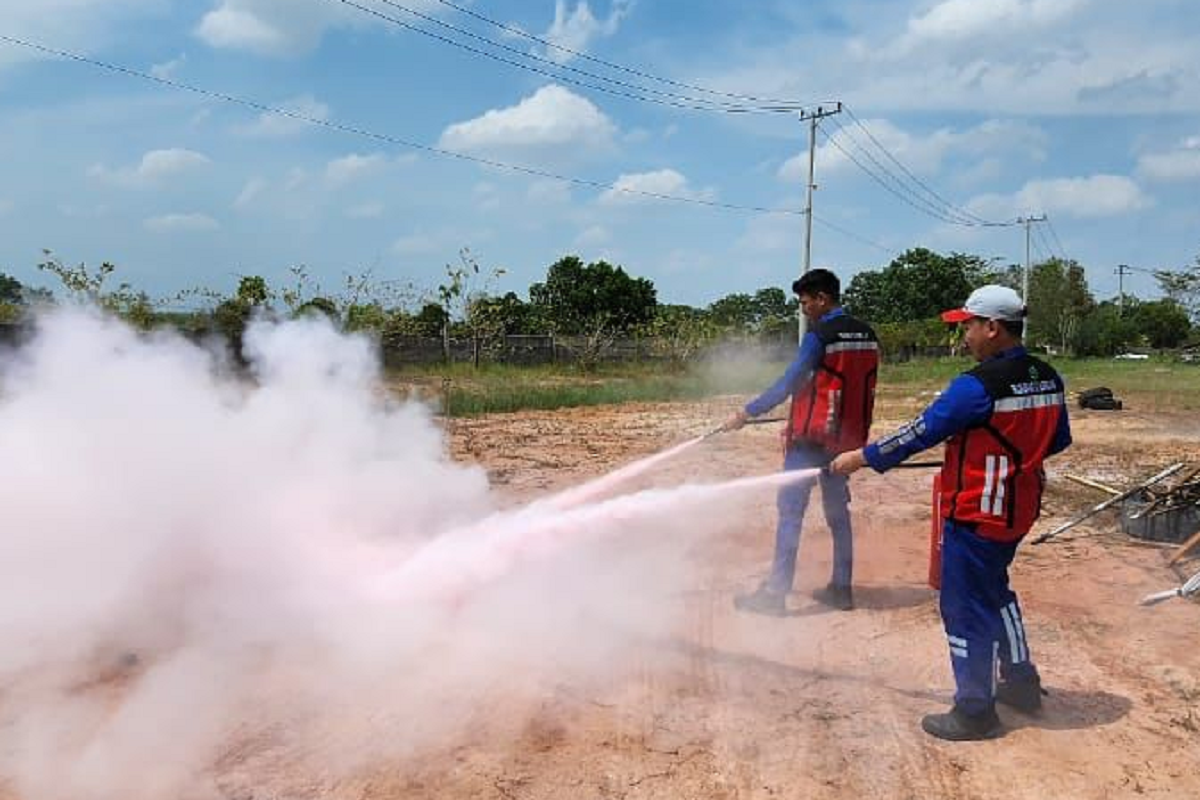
831, 285, 1072, 741
723, 269, 879, 615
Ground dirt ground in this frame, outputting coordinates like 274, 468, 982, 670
11, 393, 1200, 799
374, 393, 1200, 800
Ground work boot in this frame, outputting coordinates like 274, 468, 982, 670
920, 705, 1002, 741
812, 582, 854, 611
995, 677, 1045, 714
733, 584, 787, 616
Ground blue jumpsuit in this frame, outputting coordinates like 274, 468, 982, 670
745, 309, 854, 593
864, 347, 1072, 715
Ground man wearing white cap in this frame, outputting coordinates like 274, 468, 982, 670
830, 285, 1072, 741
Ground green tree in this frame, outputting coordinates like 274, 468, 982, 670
1027, 258, 1094, 354
1131, 299, 1192, 349
753, 286, 798, 338
295, 296, 340, 322
0, 272, 24, 323
529, 255, 656, 369
529, 256, 657, 335
1074, 301, 1139, 356
708, 292, 758, 332
36, 252, 158, 329
0, 272, 22, 305
639, 304, 718, 369
843, 249, 988, 323
1154, 254, 1200, 324
412, 302, 449, 338
235, 275, 271, 306
344, 303, 389, 333
214, 275, 273, 363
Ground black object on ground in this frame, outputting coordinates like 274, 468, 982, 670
1078, 386, 1123, 410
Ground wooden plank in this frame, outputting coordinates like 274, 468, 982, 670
1063, 474, 1121, 496
1167, 526, 1200, 566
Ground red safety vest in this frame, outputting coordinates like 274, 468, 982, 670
941, 354, 1065, 542
788, 313, 879, 454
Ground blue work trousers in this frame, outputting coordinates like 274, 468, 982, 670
940, 520, 1039, 715
766, 443, 853, 593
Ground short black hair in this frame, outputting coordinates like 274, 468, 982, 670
792, 268, 840, 302
998, 318, 1024, 338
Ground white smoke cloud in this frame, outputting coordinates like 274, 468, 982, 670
0, 309, 782, 797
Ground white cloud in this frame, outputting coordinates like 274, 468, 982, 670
574, 225, 610, 248
541, 0, 633, 63
968, 174, 1151, 220
237, 94, 330, 138
233, 177, 269, 210
345, 202, 384, 219
903, 0, 1086, 47
438, 85, 617, 158
701, 3, 1200, 116
779, 118, 1046, 183
194, 0, 444, 56
599, 169, 715, 205
144, 213, 220, 232
0, 0, 168, 71
325, 153, 388, 186
1137, 136, 1200, 182
149, 53, 186, 80
229, 171, 316, 219
89, 148, 211, 187
195, 0, 344, 56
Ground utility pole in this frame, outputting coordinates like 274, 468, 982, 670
796, 102, 842, 343
1116, 264, 1133, 313
1016, 214, 1046, 340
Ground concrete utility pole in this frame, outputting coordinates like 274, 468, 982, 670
1016, 214, 1047, 341
796, 102, 843, 343
1116, 264, 1133, 313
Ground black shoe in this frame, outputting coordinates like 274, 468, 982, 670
996, 677, 1045, 714
733, 584, 787, 616
812, 582, 854, 611
920, 705, 1002, 741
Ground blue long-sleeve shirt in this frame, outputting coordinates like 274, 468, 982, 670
863, 346, 1072, 472
744, 308, 844, 417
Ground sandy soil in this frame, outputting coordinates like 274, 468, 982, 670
10, 395, 1200, 799
380, 397, 1200, 800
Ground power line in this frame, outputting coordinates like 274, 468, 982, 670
811, 215, 896, 257
367, 0, 810, 112
820, 118, 994, 228
830, 113, 1015, 228
0, 33, 806, 217
334, 0, 806, 114
429, 0, 808, 108
841, 106, 1006, 228
1044, 217, 1070, 262
1030, 223, 1054, 262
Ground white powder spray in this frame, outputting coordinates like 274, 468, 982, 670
0, 309, 810, 799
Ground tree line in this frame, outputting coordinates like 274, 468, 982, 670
2, 245, 1198, 364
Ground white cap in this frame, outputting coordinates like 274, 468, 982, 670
941, 285, 1026, 323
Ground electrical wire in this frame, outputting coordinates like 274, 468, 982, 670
335, 0, 807, 114
820, 119, 994, 227
811, 216, 897, 257
429, 0, 808, 108
842, 106, 1004, 227
0, 33, 809, 216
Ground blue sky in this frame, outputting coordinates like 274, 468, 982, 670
1, 0, 1198, 308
